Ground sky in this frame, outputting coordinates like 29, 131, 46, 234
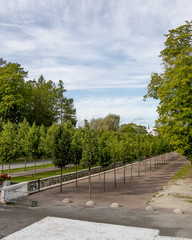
1, 0, 192, 127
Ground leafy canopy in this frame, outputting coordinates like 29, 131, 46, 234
144, 20, 192, 162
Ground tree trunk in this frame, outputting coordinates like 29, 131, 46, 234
103, 168, 106, 192
131, 162, 133, 179
114, 163, 116, 188
75, 162, 78, 187
34, 160, 36, 176
150, 157, 152, 170
8, 162, 11, 175
123, 162, 126, 183
89, 166, 91, 199
138, 160, 140, 176
24, 158, 27, 171
60, 167, 63, 192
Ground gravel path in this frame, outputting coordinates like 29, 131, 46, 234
30, 153, 188, 210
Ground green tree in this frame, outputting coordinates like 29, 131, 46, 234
45, 123, 57, 158
0, 121, 18, 173
17, 118, 30, 170
39, 125, 47, 167
0, 59, 28, 123
144, 20, 192, 163
57, 80, 77, 127
81, 120, 99, 199
27, 75, 58, 126
51, 123, 73, 192
71, 130, 83, 187
26, 123, 42, 175
98, 131, 112, 192
90, 114, 120, 131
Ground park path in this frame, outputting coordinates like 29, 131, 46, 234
30, 153, 189, 210
0, 159, 52, 171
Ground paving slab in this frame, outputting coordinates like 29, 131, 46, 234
2, 217, 160, 240
2, 217, 191, 240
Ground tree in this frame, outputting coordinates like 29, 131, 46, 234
71, 130, 83, 187
81, 120, 99, 198
98, 131, 112, 192
26, 123, 42, 175
121, 123, 147, 134
0, 59, 28, 123
0, 121, 18, 173
144, 20, 192, 163
57, 80, 77, 127
17, 118, 30, 170
27, 75, 58, 127
90, 114, 120, 131
51, 123, 73, 192
39, 125, 47, 167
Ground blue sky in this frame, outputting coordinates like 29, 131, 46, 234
1, 0, 192, 127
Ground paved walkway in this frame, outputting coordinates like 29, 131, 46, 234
30, 153, 188, 210
3, 217, 191, 240
0, 159, 52, 171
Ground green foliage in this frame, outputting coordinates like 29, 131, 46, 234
120, 123, 147, 134
57, 80, 77, 126
17, 118, 30, 157
81, 120, 99, 168
27, 75, 59, 126
51, 123, 73, 168
99, 131, 112, 168
0, 59, 77, 127
90, 114, 120, 131
26, 123, 41, 160
144, 20, 192, 162
0, 59, 28, 123
0, 121, 18, 164
71, 130, 83, 165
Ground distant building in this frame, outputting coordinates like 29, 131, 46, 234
147, 128, 158, 136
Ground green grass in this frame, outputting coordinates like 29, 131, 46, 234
172, 164, 192, 181
1, 163, 54, 174
11, 166, 84, 183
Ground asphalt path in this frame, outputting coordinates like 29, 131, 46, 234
0, 159, 52, 171
0, 202, 192, 239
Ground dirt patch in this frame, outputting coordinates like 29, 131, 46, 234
148, 178, 192, 213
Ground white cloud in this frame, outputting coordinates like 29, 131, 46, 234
75, 96, 158, 126
0, 0, 191, 125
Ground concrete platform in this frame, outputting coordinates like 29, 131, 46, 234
2, 217, 191, 240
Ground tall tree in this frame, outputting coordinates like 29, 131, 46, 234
81, 120, 99, 199
28, 75, 58, 126
90, 114, 120, 131
57, 80, 77, 126
26, 123, 42, 175
71, 130, 83, 187
99, 131, 112, 192
17, 118, 30, 170
0, 59, 28, 123
0, 121, 18, 173
144, 20, 192, 163
51, 123, 73, 192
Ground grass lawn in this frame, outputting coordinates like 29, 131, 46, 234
172, 164, 192, 180
11, 166, 85, 183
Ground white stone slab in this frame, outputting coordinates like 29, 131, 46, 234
3, 217, 159, 240
156, 237, 191, 240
